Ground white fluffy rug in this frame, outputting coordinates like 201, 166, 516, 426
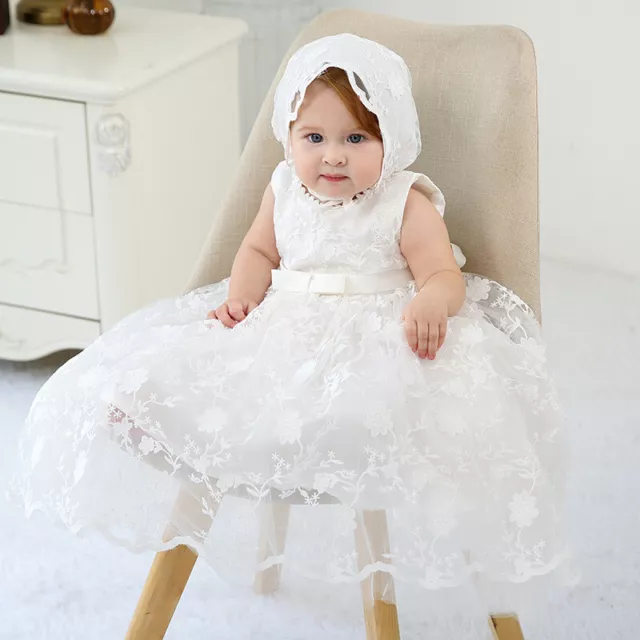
1, 258, 639, 639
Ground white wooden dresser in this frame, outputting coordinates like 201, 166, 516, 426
0, 6, 246, 361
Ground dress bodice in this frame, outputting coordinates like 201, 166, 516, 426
270, 162, 445, 274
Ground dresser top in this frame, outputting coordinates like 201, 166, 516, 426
0, 6, 247, 103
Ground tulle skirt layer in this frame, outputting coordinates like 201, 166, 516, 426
8, 274, 577, 615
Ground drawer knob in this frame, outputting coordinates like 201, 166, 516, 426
96, 113, 131, 176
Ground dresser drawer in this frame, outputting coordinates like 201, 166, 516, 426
0, 303, 100, 361
0, 200, 100, 318
0, 92, 91, 213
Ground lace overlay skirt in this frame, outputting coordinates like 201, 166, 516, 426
8, 274, 576, 614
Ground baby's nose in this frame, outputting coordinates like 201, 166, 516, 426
323, 145, 346, 166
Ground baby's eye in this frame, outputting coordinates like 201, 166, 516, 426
347, 134, 365, 144
307, 133, 323, 143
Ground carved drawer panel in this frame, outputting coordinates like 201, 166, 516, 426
0, 200, 99, 318
0, 91, 99, 319
0, 303, 100, 362
0, 92, 91, 213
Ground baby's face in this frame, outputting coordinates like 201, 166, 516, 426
289, 81, 383, 200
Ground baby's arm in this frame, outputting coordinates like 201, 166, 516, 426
399, 187, 466, 359
208, 185, 281, 328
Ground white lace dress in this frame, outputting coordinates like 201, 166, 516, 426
8, 159, 572, 613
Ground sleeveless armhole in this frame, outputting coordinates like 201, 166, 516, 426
270, 160, 290, 201
391, 171, 446, 240
405, 172, 467, 268
407, 172, 446, 217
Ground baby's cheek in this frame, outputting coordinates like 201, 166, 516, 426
293, 154, 316, 183
359, 165, 382, 191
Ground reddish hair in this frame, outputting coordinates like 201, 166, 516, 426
311, 67, 382, 141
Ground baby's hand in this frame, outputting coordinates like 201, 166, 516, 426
402, 289, 448, 360
207, 299, 257, 329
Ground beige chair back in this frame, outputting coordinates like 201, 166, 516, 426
186, 9, 541, 318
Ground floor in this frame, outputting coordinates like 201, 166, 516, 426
0, 257, 639, 639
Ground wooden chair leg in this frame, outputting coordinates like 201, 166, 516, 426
126, 484, 219, 639
490, 615, 525, 640
354, 510, 400, 640
253, 502, 291, 595
463, 549, 525, 640
489, 617, 500, 640
125, 545, 198, 640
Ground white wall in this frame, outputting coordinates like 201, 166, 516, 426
317, 0, 640, 279
202, 0, 319, 144
122, 0, 640, 279
120, 0, 203, 12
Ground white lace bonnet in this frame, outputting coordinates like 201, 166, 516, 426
271, 33, 422, 182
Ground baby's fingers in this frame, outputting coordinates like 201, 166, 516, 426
227, 301, 246, 322
427, 324, 440, 360
404, 317, 418, 353
216, 304, 237, 328
417, 322, 430, 359
437, 321, 448, 349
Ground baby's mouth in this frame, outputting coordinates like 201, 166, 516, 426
320, 174, 348, 182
